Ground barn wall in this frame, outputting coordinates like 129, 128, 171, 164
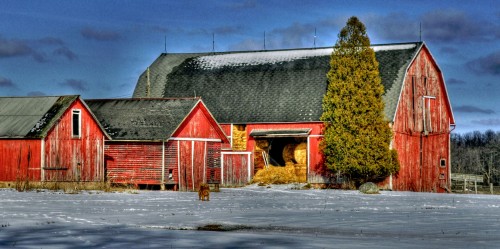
44, 99, 106, 182
220, 122, 326, 184
390, 47, 452, 192
0, 139, 42, 181
221, 153, 251, 187
173, 103, 226, 140
106, 142, 162, 185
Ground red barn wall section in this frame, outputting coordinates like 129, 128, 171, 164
387, 46, 453, 192
219, 122, 327, 185
43, 99, 106, 182
221, 152, 251, 187
171, 102, 226, 191
0, 139, 42, 181
106, 142, 164, 185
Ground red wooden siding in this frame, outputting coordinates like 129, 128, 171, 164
172, 102, 227, 141
0, 139, 42, 181
389, 47, 453, 192
221, 152, 251, 187
43, 99, 106, 182
220, 124, 232, 150
106, 142, 163, 184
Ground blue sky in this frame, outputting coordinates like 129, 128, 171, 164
0, 0, 498, 134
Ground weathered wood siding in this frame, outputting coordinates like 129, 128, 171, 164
390, 46, 453, 192
172, 103, 226, 191
221, 152, 251, 187
44, 99, 105, 182
0, 139, 42, 181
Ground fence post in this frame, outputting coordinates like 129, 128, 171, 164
490, 183, 494, 195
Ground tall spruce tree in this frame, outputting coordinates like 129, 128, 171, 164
321, 16, 399, 186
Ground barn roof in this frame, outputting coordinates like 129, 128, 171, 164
133, 42, 422, 123
0, 95, 79, 138
86, 98, 203, 141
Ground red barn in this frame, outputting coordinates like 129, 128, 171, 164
86, 98, 228, 191
0, 95, 108, 183
132, 42, 455, 192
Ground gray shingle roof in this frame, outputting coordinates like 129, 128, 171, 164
0, 95, 79, 138
86, 98, 200, 141
133, 43, 422, 123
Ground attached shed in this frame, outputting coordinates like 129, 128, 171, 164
133, 42, 455, 192
86, 98, 228, 191
0, 95, 108, 183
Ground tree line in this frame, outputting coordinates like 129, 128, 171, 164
451, 130, 500, 185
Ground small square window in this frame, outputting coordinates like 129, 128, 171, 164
440, 159, 446, 168
439, 173, 445, 180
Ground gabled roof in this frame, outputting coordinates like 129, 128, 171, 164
86, 98, 219, 141
133, 42, 422, 123
0, 95, 79, 138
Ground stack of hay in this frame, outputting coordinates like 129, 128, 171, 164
252, 164, 297, 184
232, 125, 247, 151
282, 142, 307, 182
254, 140, 269, 172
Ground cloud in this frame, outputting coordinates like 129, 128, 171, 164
472, 118, 500, 126
229, 39, 264, 51
447, 78, 466, 85
454, 105, 495, 114
0, 36, 42, 61
81, 27, 121, 41
364, 10, 499, 44
26, 91, 47, 96
0, 35, 77, 63
466, 51, 500, 76
365, 13, 419, 41
0, 76, 15, 88
59, 79, 88, 91
37, 37, 65, 46
53, 46, 78, 61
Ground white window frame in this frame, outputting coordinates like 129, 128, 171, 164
72, 109, 81, 138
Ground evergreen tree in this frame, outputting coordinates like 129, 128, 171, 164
321, 16, 399, 186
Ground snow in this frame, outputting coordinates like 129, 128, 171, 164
196, 44, 417, 70
1, 184, 500, 248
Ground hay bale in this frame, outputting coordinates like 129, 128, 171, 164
255, 140, 269, 150
294, 142, 307, 164
252, 164, 297, 184
282, 144, 296, 163
232, 125, 247, 151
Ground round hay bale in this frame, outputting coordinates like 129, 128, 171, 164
282, 144, 296, 163
256, 140, 269, 149
294, 142, 307, 164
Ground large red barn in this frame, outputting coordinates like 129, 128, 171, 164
86, 98, 228, 191
132, 42, 455, 192
0, 95, 108, 183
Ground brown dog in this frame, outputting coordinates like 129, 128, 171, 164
198, 183, 210, 201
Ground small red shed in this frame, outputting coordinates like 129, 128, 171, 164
86, 98, 228, 191
0, 95, 109, 183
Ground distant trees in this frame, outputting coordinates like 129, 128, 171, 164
320, 16, 399, 187
451, 130, 500, 185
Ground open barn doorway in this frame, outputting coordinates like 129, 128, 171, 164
255, 137, 307, 182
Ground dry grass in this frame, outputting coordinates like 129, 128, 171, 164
252, 164, 298, 184
232, 125, 247, 151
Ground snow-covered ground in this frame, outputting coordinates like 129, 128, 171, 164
1, 184, 500, 248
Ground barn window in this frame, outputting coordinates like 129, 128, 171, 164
440, 159, 446, 168
72, 109, 81, 138
439, 173, 445, 180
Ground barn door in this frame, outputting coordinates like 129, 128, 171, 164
222, 153, 251, 187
